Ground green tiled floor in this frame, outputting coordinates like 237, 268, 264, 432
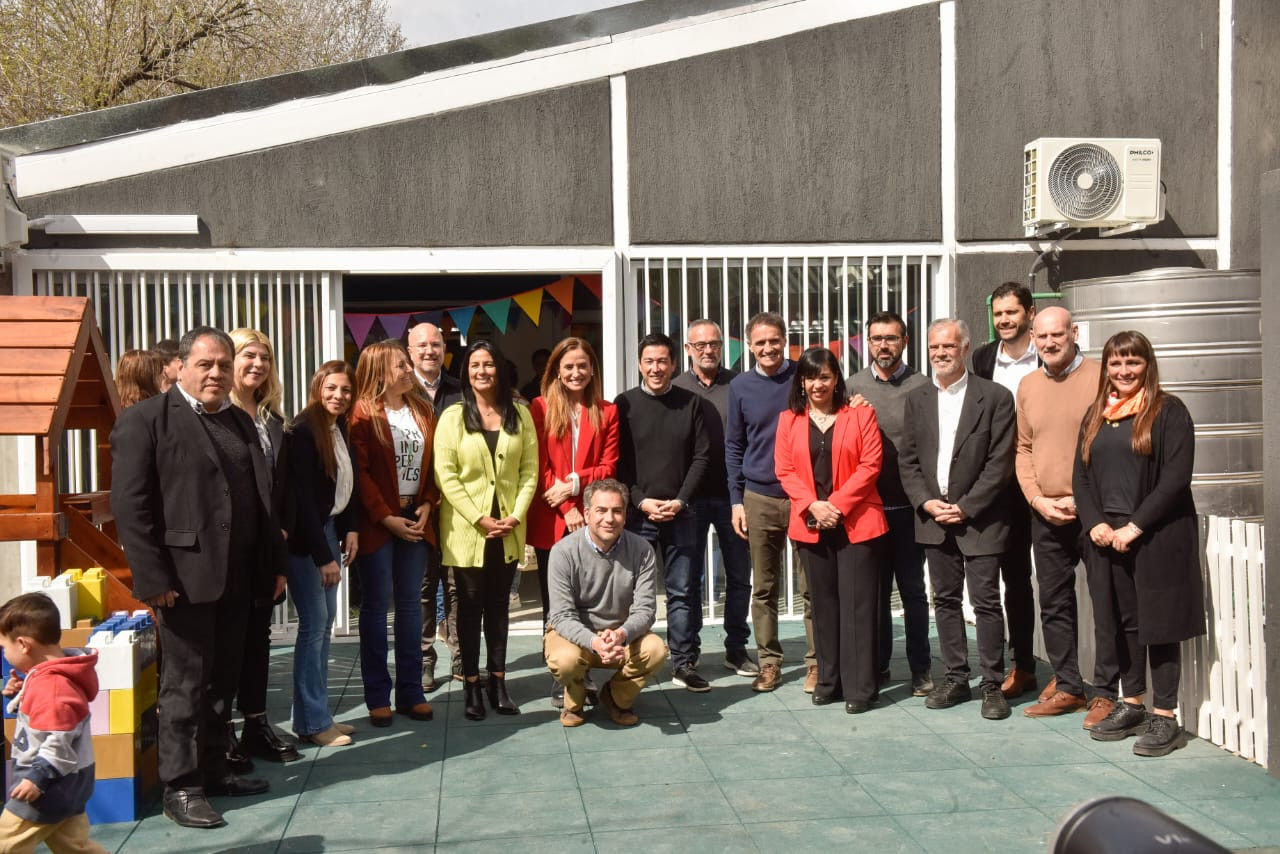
83, 621, 1280, 853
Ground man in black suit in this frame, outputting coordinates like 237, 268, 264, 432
111, 326, 281, 828
900, 318, 1017, 721
970, 282, 1041, 701
407, 320, 461, 688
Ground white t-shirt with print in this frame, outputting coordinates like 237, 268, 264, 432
384, 405, 424, 498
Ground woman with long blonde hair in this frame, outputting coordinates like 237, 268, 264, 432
225, 328, 298, 768
348, 339, 438, 726
1073, 330, 1203, 757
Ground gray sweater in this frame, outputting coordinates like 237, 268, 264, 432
847, 363, 929, 507
547, 527, 657, 649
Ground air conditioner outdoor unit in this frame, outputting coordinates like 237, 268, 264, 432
1, 151, 28, 250
1022, 137, 1162, 237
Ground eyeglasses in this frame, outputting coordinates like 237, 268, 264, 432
688, 341, 723, 352
868, 335, 902, 345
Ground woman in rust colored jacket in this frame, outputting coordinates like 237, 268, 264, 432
775, 347, 888, 714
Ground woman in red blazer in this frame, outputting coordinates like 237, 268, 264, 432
775, 347, 889, 714
528, 338, 619, 706
348, 340, 439, 727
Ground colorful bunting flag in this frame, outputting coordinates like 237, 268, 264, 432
513, 289, 543, 326
578, 274, 603, 300
480, 298, 512, 333
728, 337, 744, 369
448, 306, 477, 339
380, 314, 410, 341
545, 277, 575, 313
345, 314, 377, 348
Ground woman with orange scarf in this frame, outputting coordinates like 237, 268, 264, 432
1073, 330, 1204, 757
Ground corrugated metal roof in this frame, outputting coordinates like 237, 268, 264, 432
0, 0, 763, 156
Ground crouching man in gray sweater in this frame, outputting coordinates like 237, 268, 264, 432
546, 479, 669, 727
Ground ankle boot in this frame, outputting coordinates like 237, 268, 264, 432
486, 675, 520, 716
464, 680, 486, 721
225, 721, 253, 774
240, 714, 301, 763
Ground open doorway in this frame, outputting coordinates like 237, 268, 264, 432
341, 273, 603, 399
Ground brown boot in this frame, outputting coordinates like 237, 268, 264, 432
1083, 696, 1116, 731
751, 662, 781, 693
803, 664, 818, 694
1023, 690, 1087, 717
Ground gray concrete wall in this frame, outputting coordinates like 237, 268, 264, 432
627, 5, 941, 244
1231, 0, 1280, 270
1261, 168, 1279, 778
956, 0, 1219, 241
21, 83, 613, 248
955, 250, 1217, 345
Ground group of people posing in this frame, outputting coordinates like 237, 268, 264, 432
101, 278, 1205, 831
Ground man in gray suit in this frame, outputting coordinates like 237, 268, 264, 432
899, 318, 1016, 721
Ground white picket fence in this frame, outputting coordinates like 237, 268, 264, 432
1032, 514, 1267, 767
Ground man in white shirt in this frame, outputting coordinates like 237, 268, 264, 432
970, 282, 1040, 700
899, 318, 1017, 722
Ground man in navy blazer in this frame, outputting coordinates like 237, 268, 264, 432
899, 318, 1016, 722
111, 326, 281, 829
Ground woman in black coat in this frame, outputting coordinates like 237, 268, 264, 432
1073, 330, 1204, 757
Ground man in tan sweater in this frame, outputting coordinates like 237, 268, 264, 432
1015, 307, 1107, 724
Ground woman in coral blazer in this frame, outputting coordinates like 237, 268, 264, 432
775, 347, 888, 714
527, 339, 619, 615
433, 341, 538, 721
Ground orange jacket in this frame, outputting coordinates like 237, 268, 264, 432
774, 405, 889, 545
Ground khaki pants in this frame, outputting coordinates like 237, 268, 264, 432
544, 629, 668, 711
743, 489, 815, 668
0, 810, 106, 854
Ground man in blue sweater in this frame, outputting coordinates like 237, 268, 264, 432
726, 312, 815, 692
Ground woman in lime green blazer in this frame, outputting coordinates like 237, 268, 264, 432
433, 341, 538, 720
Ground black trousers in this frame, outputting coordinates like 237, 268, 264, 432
235, 601, 273, 716
535, 547, 552, 631
453, 538, 517, 678
1002, 493, 1037, 671
797, 531, 880, 704
926, 536, 1005, 687
421, 547, 459, 669
155, 591, 249, 789
1085, 541, 1182, 709
1030, 515, 1086, 695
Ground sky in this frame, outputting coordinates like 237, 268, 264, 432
388, 0, 635, 47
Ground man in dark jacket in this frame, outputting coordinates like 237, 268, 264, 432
111, 326, 281, 829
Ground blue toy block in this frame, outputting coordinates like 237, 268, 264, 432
85, 777, 140, 824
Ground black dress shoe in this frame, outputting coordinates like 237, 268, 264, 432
240, 715, 300, 763
845, 700, 871, 714
464, 680, 486, 721
486, 675, 520, 716
225, 722, 254, 775
205, 773, 270, 797
163, 787, 225, 828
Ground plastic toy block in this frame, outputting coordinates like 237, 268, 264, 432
86, 777, 142, 824
22, 576, 75, 629
92, 732, 143, 779
137, 742, 159, 796
2, 718, 12, 758
0, 656, 18, 720
88, 690, 110, 736
77, 569, 107, 622
108, 663, 157, 734
88, 631, 142, 691
62, 627, 93, 648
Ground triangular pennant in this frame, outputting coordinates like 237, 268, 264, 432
545, 277, 575, 314
380, 314, 410, 341
345, 314, 377, 348
448, 306, 477, 337
513, 289, 543, 326
578, 274, 603, 300
480, 298, 512, 333
727, 337, 744, 370
422, 310, 444, 329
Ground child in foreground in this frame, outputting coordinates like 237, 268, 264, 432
0, 592, 105, 854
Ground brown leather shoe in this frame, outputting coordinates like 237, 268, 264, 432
1083, 696, 1115, 731
560, 708, 586, 728
599, 683, 638, 727
1000, 668, 1037, 699
1023, 690, 1087, 717
803, 664, 818, 694
368, 707, 393, 728
752, 662, 782, 692
1038, 676, 1058, 704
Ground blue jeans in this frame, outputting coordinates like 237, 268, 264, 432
879, 506, 932, 675
287, 520, 340, 736
691, 496, 752, 652
629, 511, 700, 669
357, 534, 427, 710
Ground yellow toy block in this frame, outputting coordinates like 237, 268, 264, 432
108, 664, 156, 735
77, 569, 107, 622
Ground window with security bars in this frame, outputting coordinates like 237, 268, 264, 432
628, 251, 939, 623
33, 269, 334, 494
